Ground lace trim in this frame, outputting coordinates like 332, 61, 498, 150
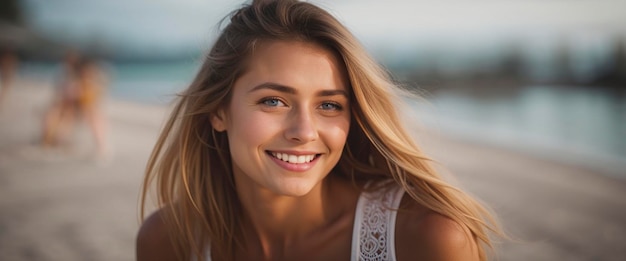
352, 184, 404, 261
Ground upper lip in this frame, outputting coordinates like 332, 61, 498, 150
266, 150, 321, 155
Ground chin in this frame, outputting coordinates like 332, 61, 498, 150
274, 179, 319, 197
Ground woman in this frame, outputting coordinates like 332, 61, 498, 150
137, 1, 500, 260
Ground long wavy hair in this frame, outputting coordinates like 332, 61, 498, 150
140, 0, 500, 260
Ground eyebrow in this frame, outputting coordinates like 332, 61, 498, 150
248, 82, 349, 97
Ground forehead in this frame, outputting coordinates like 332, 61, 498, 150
235, 40, 349, 92
250, 39, 337, 60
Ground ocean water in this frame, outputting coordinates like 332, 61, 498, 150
108, 61, 201, 104
410, 86, 626, 178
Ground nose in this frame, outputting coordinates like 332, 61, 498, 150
284, 107, 318, 143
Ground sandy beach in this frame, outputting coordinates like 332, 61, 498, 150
1, 78, 625, 261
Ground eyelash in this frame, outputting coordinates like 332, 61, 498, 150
257, 97, 344, 111
259, 97, 286, 107
319, 101, 343, 111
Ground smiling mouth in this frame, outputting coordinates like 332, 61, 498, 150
268, 151, 320, 164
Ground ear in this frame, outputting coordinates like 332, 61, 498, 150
210, 109, 227, 132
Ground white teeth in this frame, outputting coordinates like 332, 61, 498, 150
271, 152, 316, 164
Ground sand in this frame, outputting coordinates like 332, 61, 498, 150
1, 78, 625, 260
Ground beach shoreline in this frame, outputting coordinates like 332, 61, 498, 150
1, 78, 625, 260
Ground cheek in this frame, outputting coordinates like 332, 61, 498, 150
322, 117, 350, 150
227, 109, 281, 149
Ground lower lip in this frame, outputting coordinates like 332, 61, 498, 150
268, 153, 319, 172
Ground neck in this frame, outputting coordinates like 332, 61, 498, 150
235, 176, 351, 258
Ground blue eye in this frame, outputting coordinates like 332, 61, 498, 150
320, 102, 342, 111
261, 98, 284, 107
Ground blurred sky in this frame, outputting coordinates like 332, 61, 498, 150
21, 0, 626, 55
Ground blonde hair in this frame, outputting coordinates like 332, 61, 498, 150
140, 0, 500, 260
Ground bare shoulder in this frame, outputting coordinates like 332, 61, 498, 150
395, 195, 479, 261
136, 208, 178, 261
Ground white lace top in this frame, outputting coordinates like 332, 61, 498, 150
351, 183, 405, 261
202, 183, 405, 261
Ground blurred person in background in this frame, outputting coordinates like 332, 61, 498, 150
137, 1, 502, 261
41, 50, 81, 149
41, 50, 109, 158
76, 57, 109, 158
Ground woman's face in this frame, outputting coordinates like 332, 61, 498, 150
211, 40, 350, 197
